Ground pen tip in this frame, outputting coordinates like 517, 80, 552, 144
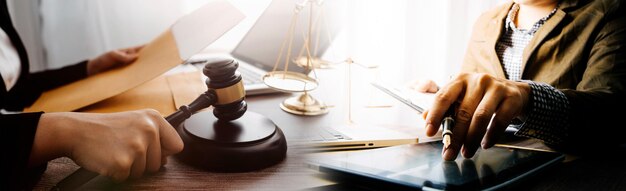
443, 135, 451, 149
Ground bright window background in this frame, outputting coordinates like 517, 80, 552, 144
331, 0, 502, 86
37, 0, 273, 69
4, 0, 505, 127
12, 0, 503, 84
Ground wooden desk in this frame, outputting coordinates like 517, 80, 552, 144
32, 68, 626, 190
31, 65, 428, 190
33, 93, 334, 190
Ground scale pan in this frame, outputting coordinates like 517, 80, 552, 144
293, 57, 339, 69
263, 71, 318, 92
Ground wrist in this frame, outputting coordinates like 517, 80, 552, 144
86, 59, 97, 76
29, 113, 77, 167
514, 80, 532, 117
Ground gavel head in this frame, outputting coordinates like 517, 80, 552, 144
203, 57, 247, 121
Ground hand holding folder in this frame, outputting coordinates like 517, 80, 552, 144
25, 0, 245, 113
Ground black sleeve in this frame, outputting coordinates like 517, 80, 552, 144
0, 111, 48, 190
3, 61, 88, 110
0, 62, 88, 189
31, 60, 88, 91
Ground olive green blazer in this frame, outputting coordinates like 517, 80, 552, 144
461, 0, 626, 152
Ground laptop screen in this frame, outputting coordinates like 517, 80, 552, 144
231, 0, 344, 73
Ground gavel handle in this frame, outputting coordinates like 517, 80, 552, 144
165, 90, 217, 128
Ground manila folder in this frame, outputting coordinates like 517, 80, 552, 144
25, 0, 244, 112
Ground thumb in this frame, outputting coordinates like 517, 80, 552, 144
111, 50, 139, 64
156, 120, 184, 156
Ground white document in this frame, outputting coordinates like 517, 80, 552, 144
371, 81, 435, 113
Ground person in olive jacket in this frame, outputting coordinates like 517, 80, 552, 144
412, 0, 626, 160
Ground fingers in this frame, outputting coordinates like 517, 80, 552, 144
425, 80, 439, 93
68, 110, 182, 183
110, 156, 132, 182
114, 110, 177, 180
150, 111, 184, 156
159, 126, 184, 156
129, 139, 147, 179
111, 49, 139, 64
442, 141, 461, 161
442, 80, 484, 161
482, 97, 520, 149
425, 80, 465, 137
119, 110, 177, 180
110, 45, 144, 65
139, 111, 181, 176
145, 133, 163, 173
86, 45, 144, 76
462, 89, 502, 158
122, 110, 178, 180
123, 45, 145, 54
408, 79, 439, 93
424, 73, 530, 161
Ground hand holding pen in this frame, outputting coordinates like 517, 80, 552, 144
423, 73, 532, 161
374, 75, 531, 161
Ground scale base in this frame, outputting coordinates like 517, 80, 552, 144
175, 111, 287, 172
280, 93, 329, 116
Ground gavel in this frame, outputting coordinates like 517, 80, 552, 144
165, 57, 286, 172
56, 57, 286, 190
166, 57, 247, 127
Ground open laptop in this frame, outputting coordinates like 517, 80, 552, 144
297, 124, 420, 152
188, 0, 344, 95
190, 0, 419, 151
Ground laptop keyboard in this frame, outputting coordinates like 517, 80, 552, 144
239, 66, 265, 85
307, 128, 352, 142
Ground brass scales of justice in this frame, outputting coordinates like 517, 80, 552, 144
262, 0, 340, 116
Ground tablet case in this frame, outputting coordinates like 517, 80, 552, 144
308, 142, 564, 190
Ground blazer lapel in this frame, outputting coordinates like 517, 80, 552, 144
521, 0, 578, 77
485, 2, 512, 79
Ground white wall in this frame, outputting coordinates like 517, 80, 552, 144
39, 0, 271, 69
7, 0, 46, 72
327, 0, 502, 87
11, 0, 504, 81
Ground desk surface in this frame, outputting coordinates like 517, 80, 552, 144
33, 93, 335, 190
33, 68, 626, 190
31, 65, 431, 190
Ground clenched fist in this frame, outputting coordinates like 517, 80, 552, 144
29, 109, 184, 181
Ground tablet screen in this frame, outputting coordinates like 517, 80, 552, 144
309, 142, 564, 190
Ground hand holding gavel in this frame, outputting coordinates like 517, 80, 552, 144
52, 57, 250, 187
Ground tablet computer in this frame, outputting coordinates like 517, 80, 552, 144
307, 141, 564, 191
